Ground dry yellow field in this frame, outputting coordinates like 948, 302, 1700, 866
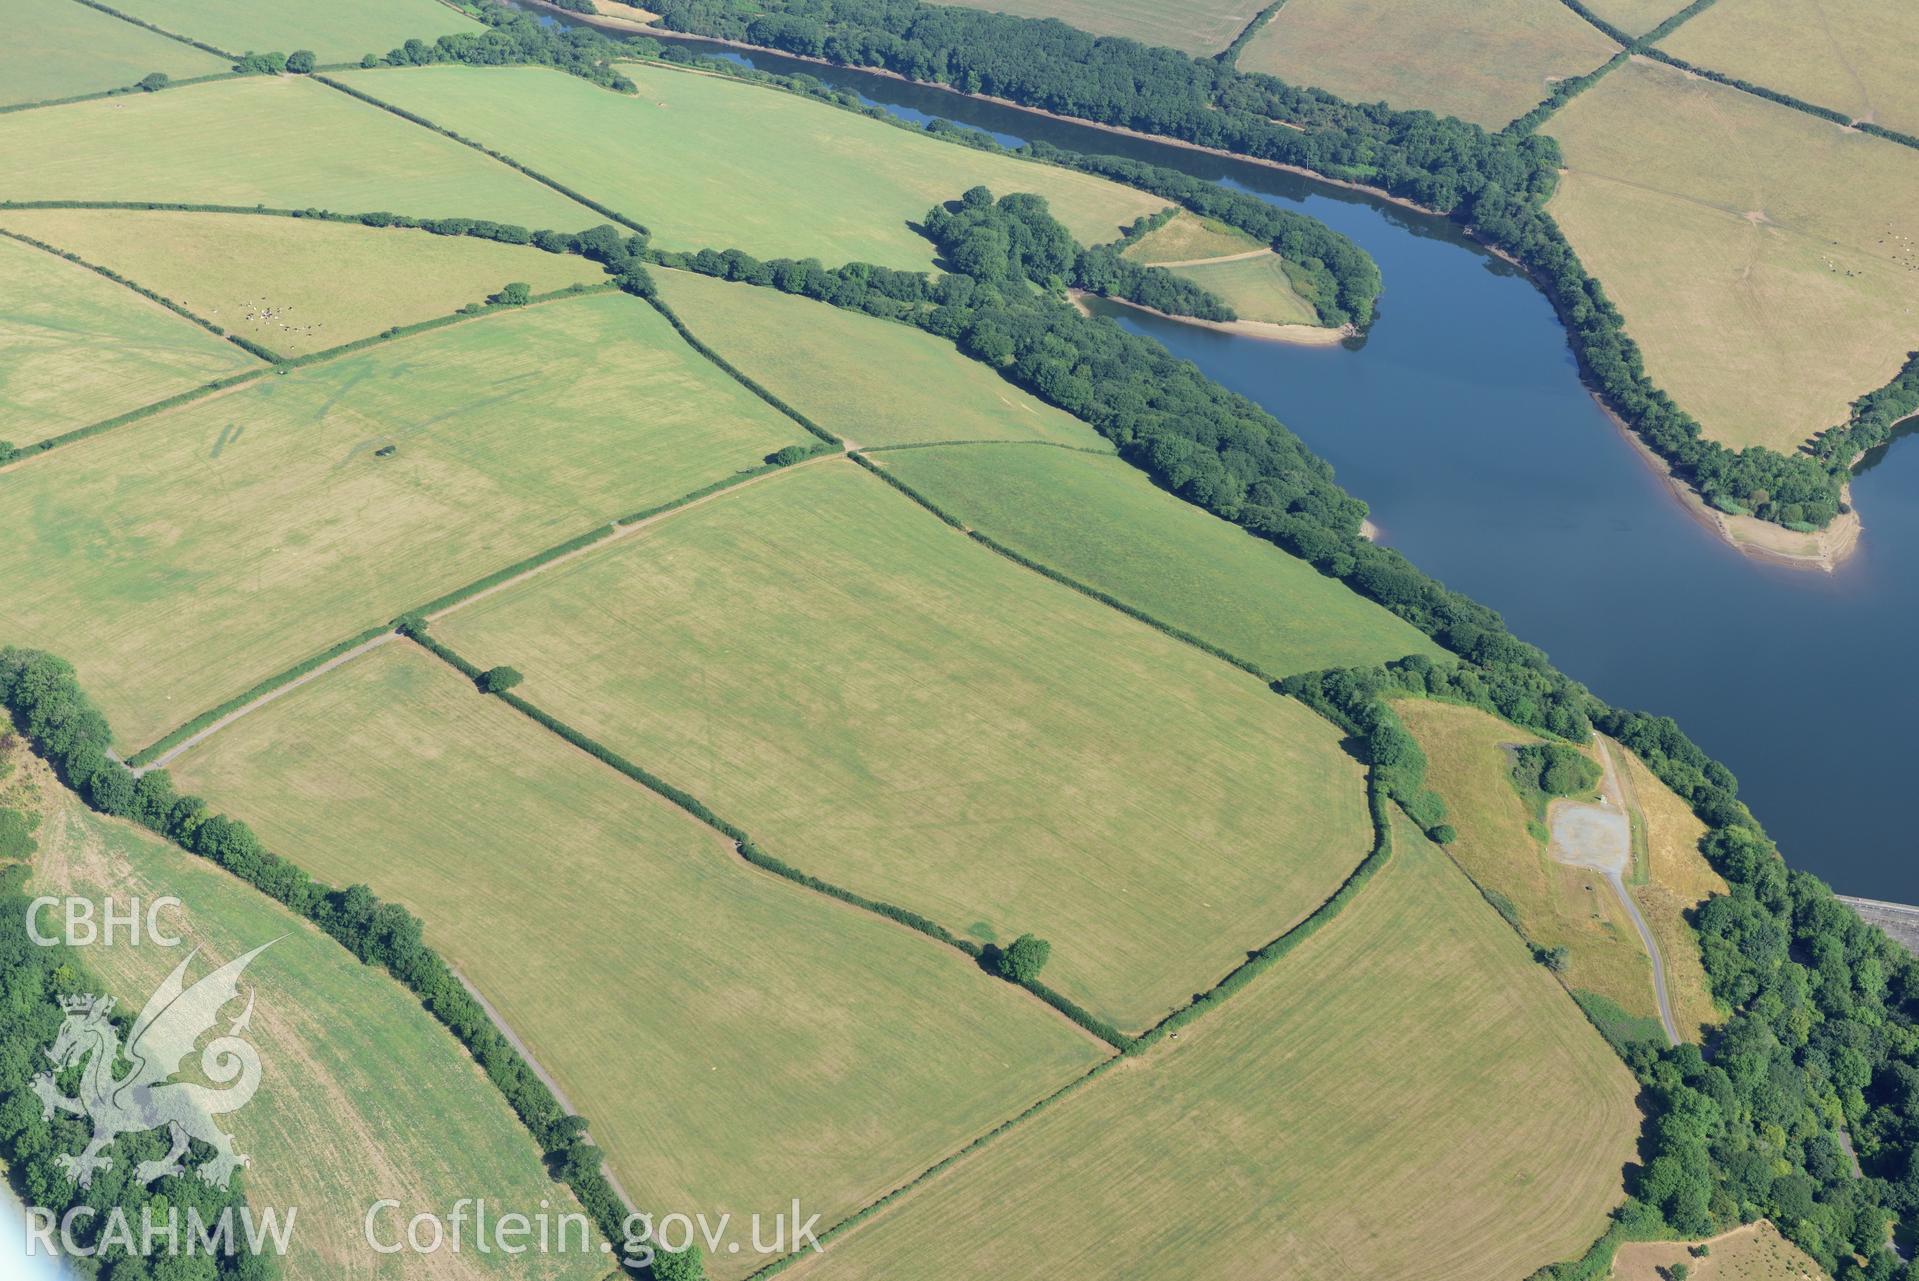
0, 75, 594, 227
0, 232, 258, 440
164, 644, 1103, 1273
1612, 1221, 1823, 1281
1662, 0, 1919, 136
782, 824, 1637, 1281
0, 291, 808, 750
1398, 700, 1721, 1040
1616, 738, 1726, 1040
437, 460, 1375, 1033
1240, 0, 1620, 127
332, 63, 1162, 269
1120, 211, 1261, 264
1547, 57, 1919, 451
654, 269, 1110, 447
0, 208, 607, 357
1580, 0, 1690, 36
28, 760, 604, 1281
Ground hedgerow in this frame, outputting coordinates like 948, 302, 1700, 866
0, 649, 634, 1257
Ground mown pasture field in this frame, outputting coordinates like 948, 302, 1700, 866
0, 208, 606, 357
0, 76, 592, 228
1547, 57, 1919, 451
436, 461, 1374, 1033
655, 270, 1109, 448
0, 291, 809, 750
1397, 699, 1721, 1041
129, 0, 481, 63
874, 443, 1440, 675
1239, 0, 1620, 127
1161, 251, 1320, 325
0, 232, 256, 440
1662, 0, 1919, 137
333, 64, 1164, 269
165, 644, 1105, 1268
0, 0, 228, 108
1616, 737, 1726, 1041
1120, 210, 1261, 264
28, 761, 603, 1281
781, 824, 1638, 1281
933, 0, 1261, 56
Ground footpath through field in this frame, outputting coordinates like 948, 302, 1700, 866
1546, 738, 1678, 1045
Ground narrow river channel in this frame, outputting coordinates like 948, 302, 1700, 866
544, 16, 1919, 902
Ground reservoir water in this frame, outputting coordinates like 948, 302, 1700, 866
570, 23, 1919, 902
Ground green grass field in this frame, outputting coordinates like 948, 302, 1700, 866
0, 75, 593, 228
127, 0, 481, 63
781, 823, 1638, 1281
0, 232, 256, 440
0, 0, 228, 108
1120, 211, 1262, 264
1548, 57, 1919, 450
1661, 0, 1919, 137
164, 644, 1104, 1268
0, 290, 809, 750
0, 208, 607, 356
28, 762, 604, 1281
934, 0, 1261, 55
437, 461, 1374, 1032
1398, 699, 1723, 1042
1240, 0, 1620, 127
655, 270, 1109, 447
873, 443, 1439, 675
1165, 251, 1321, 325
333, 63, 1163, 269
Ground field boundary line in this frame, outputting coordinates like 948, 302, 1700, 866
849, 451, 1275, 681
740, 1059, 1121, 1279
128, 627, 397, 767
5, 282, 615, 465
1633, 47, 1919, 151
0, 226, 280, 361
644, 284, 844, 446
445, 965, 644, 1219
0, 70, 246, 116
310, 71, 654, 235
1215, 0, 1289, 68
847, 449, 1436, 1047
128, 458, 825, 766
741, 799, 1401, 1277
63, 0, 240, 60
401, 629, 1132, 1049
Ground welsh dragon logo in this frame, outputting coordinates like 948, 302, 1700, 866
31, 941, 276, 1190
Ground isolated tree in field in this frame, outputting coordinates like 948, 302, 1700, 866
491, 281, 532, 306
286, 49, 316, 73
135, 72, 170, 92
478, 666, 523, 694
996, 934, 1051, 983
